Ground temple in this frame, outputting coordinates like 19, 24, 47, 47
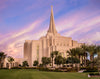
24, 6, 83, 67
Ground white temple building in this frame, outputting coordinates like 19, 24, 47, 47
24, 6, 83, 67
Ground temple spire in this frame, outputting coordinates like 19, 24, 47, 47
48, 6, 57, 34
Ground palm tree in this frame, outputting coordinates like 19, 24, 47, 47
67, 48, 76, 67
50, 52, 54, 68
96, 45, 100, 55
62, 57, 66, 67
81, 44, 88, 67
74, 47, 83, 67
54, 51, 59, 57
54, 55, 63, 67
86, 45, 96, 69
96, 50, 100, 74
95, 45, 100, 71
22, 61, 29, 67
42, 57, 51, 67
0, 52, 6, 68
33, 60, 38, 66
7, 56, 14, 69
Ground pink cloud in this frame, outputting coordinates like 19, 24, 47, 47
1, 2, 100, 58
0, 16, 48, 58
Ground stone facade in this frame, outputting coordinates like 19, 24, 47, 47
24, 6, 83, 67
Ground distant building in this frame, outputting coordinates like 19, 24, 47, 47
24, 6, 83, 67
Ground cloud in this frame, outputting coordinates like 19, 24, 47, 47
0, 18, 44, 45
79, 32, 100, 45
63, 15, 100, 36
0, 0, 100, 58
0, 17, 47, 58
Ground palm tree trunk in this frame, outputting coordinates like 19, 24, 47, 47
84, 53, 86, 67
52, 58, 53, 68
72, 56, 73, 68
90, 54, 93, 69
93, 54, 94, 68
79, 55, 80, 63
0, 61, 1, 68
0, 63, 1, 68
82, 56, 83, 67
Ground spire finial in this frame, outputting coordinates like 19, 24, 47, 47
47, 6, 58, 35
51, 5, 53, 9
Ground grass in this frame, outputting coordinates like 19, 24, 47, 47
0, 69, 99, 79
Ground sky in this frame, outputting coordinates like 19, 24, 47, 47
0, 0, 100, 58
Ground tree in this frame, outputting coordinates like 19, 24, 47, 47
67, 48, 77, 67
19, 64, 21, 67
33, 60, 38, 66
50, 52, 54, 68
54, 55, 63, 67
86, 45, 96, 69
7, 56, 14, 69
42, 57, 51, 67
66, 57, 80, 64
81, 44, 88, 67
62, 57, 66, 66
96, 53, 100, 74
0, 52, 6, 68
54, 51, 59, 57
96, 45, 100, 74
22, 61, 29, 67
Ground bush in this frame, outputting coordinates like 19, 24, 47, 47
80, 67, 86, 70
38, 67, 77, 72
39, 67, 62, 72
89, 72, 100, 75
54, 68, 63, 72
84, 67, 98, 72
39, 67, 50, 71
67, 68, 77, 72
11, 67, 38, 69
11, 67, 22, 69
38, 64, 43, 67
33, 60, 38, 66
0, 68, 8, 69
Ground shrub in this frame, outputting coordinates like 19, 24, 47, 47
19, 64, 21, 67
38, 64, 43, 67
11, 67, 37, 69
33, 60, 38, 66
54, 68, 63, 72
89, 72, 100, 75
39, 67, 50, 71
11, 67, 22, 69
84, 66, 98, 72
80, 67, 86, 70
0, 68, 8, 69
67, 68, 77, 72
38, 67, 77, 72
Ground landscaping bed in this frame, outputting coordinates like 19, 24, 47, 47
88, 72, 100, 77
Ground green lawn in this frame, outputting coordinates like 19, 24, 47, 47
0, 69, 99, 79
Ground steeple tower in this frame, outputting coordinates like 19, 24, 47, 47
47, 6, 58, 35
